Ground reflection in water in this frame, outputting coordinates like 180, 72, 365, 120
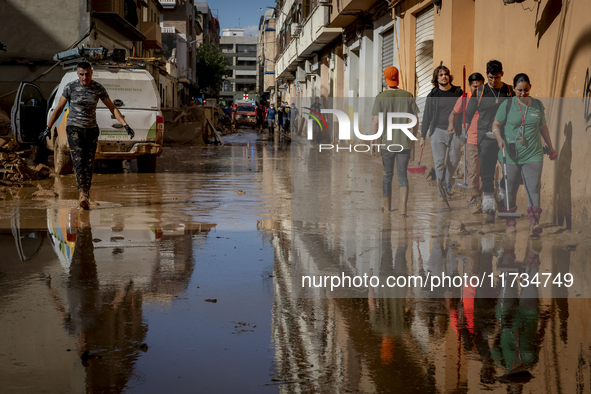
46, 211, 148, 392
271, 143, 591, 393
2, 136, 591, 392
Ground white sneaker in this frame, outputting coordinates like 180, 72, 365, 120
482, 194, 495, 216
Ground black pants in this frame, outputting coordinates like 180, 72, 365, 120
478, 137, 499, 195
66, 126, 100, 192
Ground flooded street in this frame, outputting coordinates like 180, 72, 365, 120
1, 129, 591, 393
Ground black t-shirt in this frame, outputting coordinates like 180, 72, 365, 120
436, 88, 457, 129
466, 83, 514, 138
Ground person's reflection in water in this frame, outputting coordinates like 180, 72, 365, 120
369, 217, 409, 365
426, 208, 456, 296
472, 234, 501, 386
490, 234, 551, 390
66, 210, 100, 352
365, 217, 438, 391
46, 210, 148, 393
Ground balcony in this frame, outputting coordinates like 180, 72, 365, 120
161, 26, 176, 34
159, 0, 176, 9
92, 0, 124, 16
143, 22, 162, 49
276, 5, 341, 78
92, 12, 146, 42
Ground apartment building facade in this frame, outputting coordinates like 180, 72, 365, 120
220, 28, 258, 105
195, 1, 220, 48
257, 9, 277, 105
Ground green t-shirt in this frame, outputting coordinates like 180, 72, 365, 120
495, 97, 546, 165
371, 89, 419, 150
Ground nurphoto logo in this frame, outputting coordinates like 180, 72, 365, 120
305, 109, 418, 152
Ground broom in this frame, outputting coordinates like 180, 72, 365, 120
453, 66, 477, 196
497, 148, 521, 219
407, 145, 427, 174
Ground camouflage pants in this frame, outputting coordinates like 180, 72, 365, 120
66, 126, 100, 192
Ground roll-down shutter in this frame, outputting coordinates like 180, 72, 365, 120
415, 5, 434, 121
381, 27, 394, 83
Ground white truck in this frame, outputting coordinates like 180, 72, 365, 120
11, 59, 164, 173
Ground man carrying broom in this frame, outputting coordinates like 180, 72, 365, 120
371, 66, 419, 217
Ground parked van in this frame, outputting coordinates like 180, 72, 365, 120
11, 67, 164, 173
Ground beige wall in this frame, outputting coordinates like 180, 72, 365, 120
471, 0, 591, 229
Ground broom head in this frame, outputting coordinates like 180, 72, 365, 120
498, 212, 521, 218
407, 165, 427, 174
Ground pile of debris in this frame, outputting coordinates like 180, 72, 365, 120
0, 138, 51, 184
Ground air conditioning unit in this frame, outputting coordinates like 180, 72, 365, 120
307, 53, 319, 74
291, 23, 302, 36
318, 0, 332, 5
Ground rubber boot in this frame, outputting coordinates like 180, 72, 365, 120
527, 206, 543, 237
399, 186, 409, 217
79, 189, 90, 210
383, 194, 391, 213
499, 206, 518, 230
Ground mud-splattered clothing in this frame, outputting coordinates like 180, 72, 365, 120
62, 80, 109, 128
66, 126, 100, 191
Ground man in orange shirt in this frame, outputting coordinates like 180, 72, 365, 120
448, 73, 485, 212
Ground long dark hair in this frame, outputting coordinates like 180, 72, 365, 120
431, 65, 453, 87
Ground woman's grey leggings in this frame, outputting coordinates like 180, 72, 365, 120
504, 161, 543, 208
381, 149, 410, 197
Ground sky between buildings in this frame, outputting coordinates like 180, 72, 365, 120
213, 0, 270, 37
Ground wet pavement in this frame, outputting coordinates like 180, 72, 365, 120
1, 129, 591, 393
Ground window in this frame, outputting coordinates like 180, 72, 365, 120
236, 45, 257, 53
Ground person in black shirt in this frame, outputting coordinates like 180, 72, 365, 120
464, 60, 515, 216
420, 64, 464, 199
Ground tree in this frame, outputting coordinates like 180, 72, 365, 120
195, 44, 231, 95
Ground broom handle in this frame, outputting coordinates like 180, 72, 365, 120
502, 148, 510, 211
417, 145, 424, 165
462, 66, 467, 184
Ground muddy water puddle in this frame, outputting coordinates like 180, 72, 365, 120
1, 131, 591, 393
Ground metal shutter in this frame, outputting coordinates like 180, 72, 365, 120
415, 5, 434, 120
381, 27, 394, 86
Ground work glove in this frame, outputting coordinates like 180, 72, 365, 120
125, 125, 135, 139
39, 126, 50, 144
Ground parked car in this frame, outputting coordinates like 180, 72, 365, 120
10, 67, 164, 173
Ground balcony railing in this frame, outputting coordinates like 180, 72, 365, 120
159, 0, 176, 8
161, 26, 176, 34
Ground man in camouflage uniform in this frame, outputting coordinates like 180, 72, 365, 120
44, 62, 134, 209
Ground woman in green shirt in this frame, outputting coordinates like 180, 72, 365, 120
491, 74, 557, 236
